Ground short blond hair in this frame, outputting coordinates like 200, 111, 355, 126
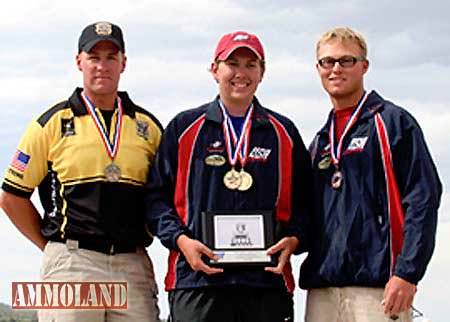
316, 27, 368, 59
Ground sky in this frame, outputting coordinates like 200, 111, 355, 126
0, 1, 448, 321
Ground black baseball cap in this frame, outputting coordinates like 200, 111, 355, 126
78, 21, 125, 53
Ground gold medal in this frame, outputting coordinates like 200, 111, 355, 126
105, 163, 121, 182
331, 170, 343, 189
238, 169, 253, 191
223, 168, 242, 190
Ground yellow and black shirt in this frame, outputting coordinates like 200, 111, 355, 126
2, 88, 163, 246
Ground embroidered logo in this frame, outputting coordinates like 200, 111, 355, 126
318, 156, 331, 170
205, 154, 226, 167
207, 140, 224, 152
346, 137, 368, 153
136, 120, 149, 140
233, 34, 249, 41
61, 118, 76, 137
95, 22, 112, 36
249, 147, 271, 161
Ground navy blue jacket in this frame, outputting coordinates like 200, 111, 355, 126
299, 91, 442, 289
146, 96, 311, 292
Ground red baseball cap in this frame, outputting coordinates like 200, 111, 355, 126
214, 31, 265, 61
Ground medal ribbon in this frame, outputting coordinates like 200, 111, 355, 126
225, 108, 253, 168
329, 91, 369, 168
219, 101, 254, 169
81, 91, 123, 161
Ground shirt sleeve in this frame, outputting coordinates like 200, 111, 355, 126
2, 120, 49, 198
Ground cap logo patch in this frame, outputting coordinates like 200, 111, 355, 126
95, 22, 112, 36
233, 34, 249, 41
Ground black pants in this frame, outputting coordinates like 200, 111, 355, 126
168, 286, 294, 322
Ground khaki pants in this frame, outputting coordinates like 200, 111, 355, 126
305, 287, 412, 322
38, 241, 160, 322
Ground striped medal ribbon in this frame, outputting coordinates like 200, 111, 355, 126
328, 91, 369, 189
81, 91, 123, 182
219, 101, 254, 191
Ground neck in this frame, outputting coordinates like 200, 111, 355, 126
221, 97, 253, 117
83, 90, 117, 111
331, 88, 366, 111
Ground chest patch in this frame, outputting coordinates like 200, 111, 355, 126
205, 154, 226, 166
61, 118, 76, 137
136, 120, 149, 140
346, 137, 368, 153
207, 140, 224, 152
249, 147, 271, 161
318, 155, 331, 169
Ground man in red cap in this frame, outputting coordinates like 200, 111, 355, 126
0, 21, 162, 321
145, 31, 312, 321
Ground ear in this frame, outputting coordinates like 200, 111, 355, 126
76, 54, 83, 71
121, 54, 127, 73
362, 59, 369, 74
210, 62, 219, 83
259, 68, 265, 83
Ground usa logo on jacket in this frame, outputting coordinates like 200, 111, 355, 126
345, 137, 368, 154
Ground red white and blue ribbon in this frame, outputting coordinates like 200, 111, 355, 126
329, 91, 369, 168
81, 91, 123, 160
219, 101, 254, 169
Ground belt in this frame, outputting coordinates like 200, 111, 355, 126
52, 238, 138, 255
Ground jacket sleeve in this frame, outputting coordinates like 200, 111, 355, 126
284, 123, 313, 254
144, 118, 190, 250
390, 110, 442, 284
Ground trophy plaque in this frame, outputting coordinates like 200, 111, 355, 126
201, 210, 276, 267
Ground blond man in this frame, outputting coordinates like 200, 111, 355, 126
299, 27, 441, 322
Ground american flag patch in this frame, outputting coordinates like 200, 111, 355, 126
10, 150, 30, 172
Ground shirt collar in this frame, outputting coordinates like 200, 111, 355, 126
317, 90, 385, 136
205, 95, 271, 128
68, 87, 137, 118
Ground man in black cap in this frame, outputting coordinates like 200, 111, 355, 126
0, 21, 162, 321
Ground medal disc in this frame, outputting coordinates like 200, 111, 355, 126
223, 168, 242, 190
238, 169, 253, 191
331, 170, 343, 189
105, 163, 121, 182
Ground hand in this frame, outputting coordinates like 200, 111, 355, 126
265, 236, 299, 274
176, 234, 223, 275
382, 275, 417, 317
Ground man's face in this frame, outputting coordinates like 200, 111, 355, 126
76, 41, 126, 98
211, 47, 264, 107
316, 39, 368, 101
